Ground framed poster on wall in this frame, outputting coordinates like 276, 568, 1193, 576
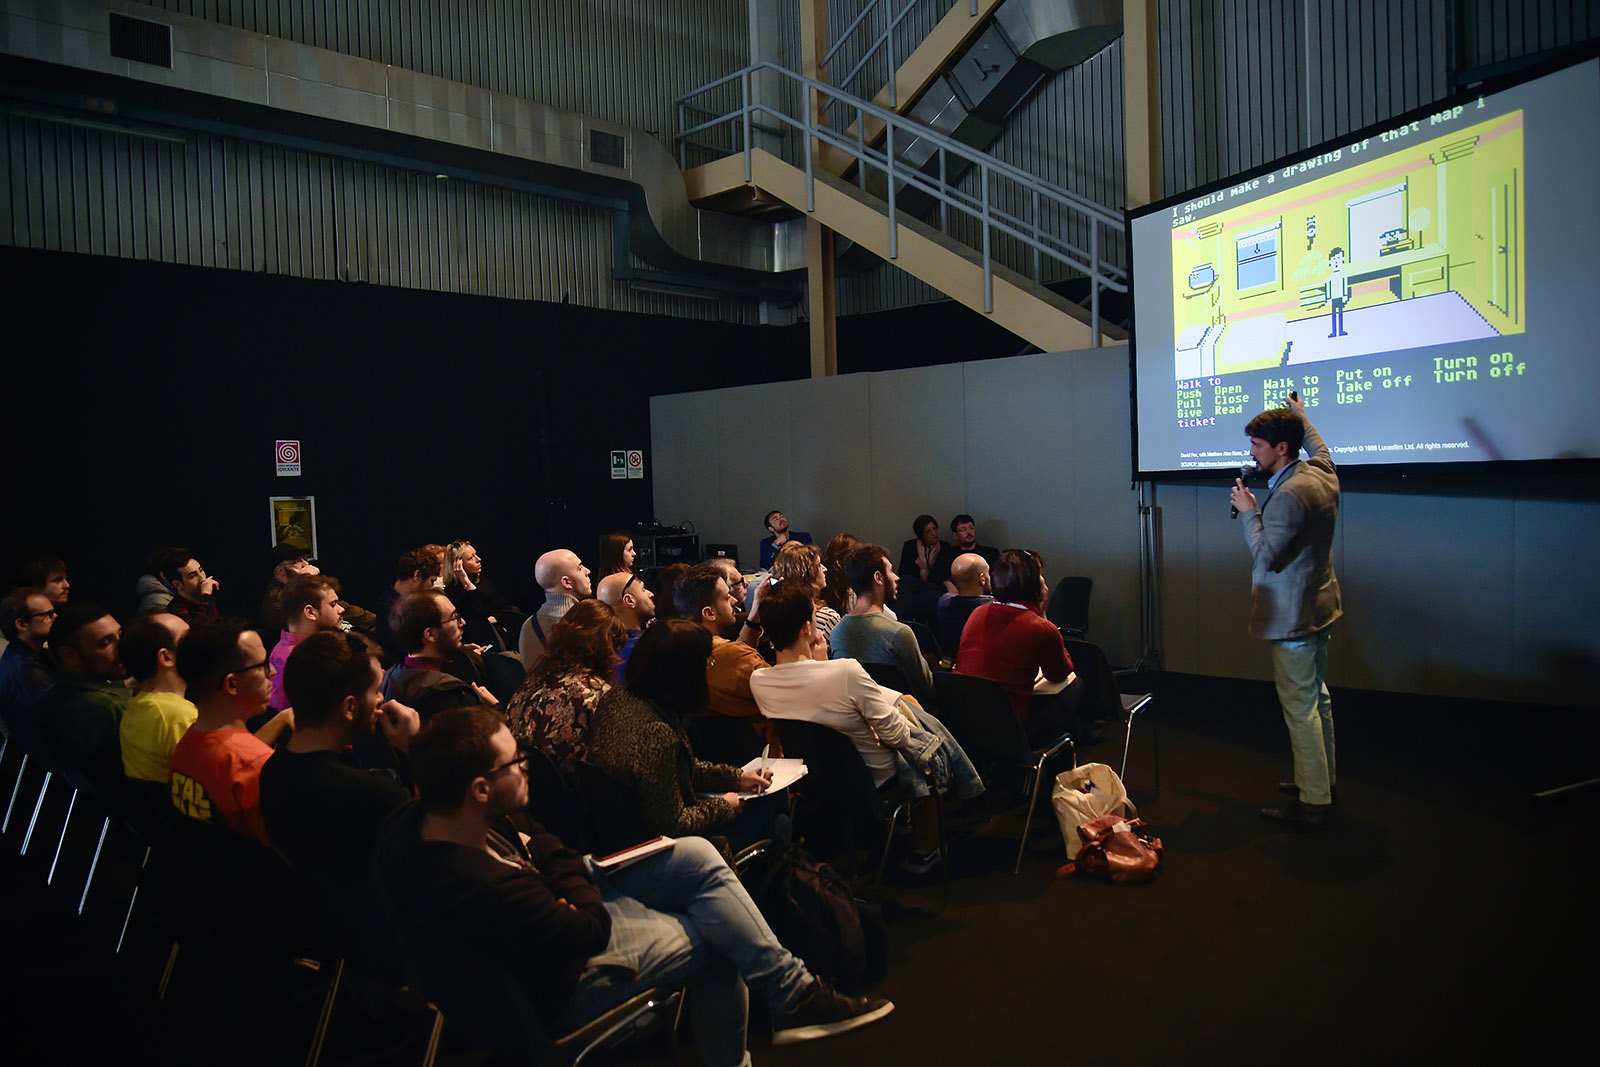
269, 496, 318, 558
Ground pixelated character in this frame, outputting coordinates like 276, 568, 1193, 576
1325, 247, 1349, 338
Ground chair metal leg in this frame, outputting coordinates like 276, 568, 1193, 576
116, 846, 152, 955
157, 940, 180, 999
1015, 762, 1048, 875
872, 802, 907, 889
48, 786, 79, 884
419, 1003, 444, 1067
1120, 713, 1135, 782
305, 955, 345, 1067
21, 769, 52, 855
79, 815, 111, 914
4, 752, 31, 833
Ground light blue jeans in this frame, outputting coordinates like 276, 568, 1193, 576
561, 835, 811, 1067
1271, 629, 1335, 806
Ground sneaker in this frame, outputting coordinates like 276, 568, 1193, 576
901, 848, 943, 875
772, 979, 894, 1045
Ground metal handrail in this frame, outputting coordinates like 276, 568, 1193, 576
822, 1, 982, 111
673, 60, 1126, 344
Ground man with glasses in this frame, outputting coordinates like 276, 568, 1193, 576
595, 570, 655, 682
383, 591, 498, 722
0, 587, 59, 710
376, 707, 892, 1064
168, 618, 294, 845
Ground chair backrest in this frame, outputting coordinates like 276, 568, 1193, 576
932, 671, 1030, 765
1047, 576, 1094, 638
572, 759, 654, 857
1063, 638, 1121, 722
479, 650, 527, 703
527, 746, 588, 852
771, 719, 888, 825
683, 712, 765, 767
860, 660, 912, 695
905, 619, 942, 663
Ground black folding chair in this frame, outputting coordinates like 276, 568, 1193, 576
932, 672, 1074, 874
572, 760, 654, 858
773, 718, 945, 902
1065, 638, 1157, 791
1047, 576, 1094, 638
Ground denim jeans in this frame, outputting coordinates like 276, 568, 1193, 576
1271, 629, 1335, 805
561, 836, 810, 1067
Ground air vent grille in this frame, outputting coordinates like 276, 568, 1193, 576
590, 129, 625, 168
109, 13, 173, 69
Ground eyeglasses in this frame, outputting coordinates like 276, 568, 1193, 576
219, 656, 272, 689
487, 749, 531, 777
26, 609, 58, 621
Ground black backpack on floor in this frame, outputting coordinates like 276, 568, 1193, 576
755, 845, 886, 989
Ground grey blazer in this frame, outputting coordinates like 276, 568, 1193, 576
1241, 421, 1343, 640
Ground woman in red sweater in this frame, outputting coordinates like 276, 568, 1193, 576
955, 550, 1084, 745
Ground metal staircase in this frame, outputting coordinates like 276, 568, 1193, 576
675, 60, 1126, 350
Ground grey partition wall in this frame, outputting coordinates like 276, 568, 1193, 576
652, 347, 1147, 668
653, 348, 1600, 708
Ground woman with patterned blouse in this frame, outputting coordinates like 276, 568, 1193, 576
503, 598, 626, 769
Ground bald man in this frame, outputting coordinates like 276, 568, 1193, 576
596, 570, 656, 680
936, 552, 994, 655
520, 549, 593, 662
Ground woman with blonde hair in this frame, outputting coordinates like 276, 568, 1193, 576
763, 540, 841, 642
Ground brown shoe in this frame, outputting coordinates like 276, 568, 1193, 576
1260, 801, 1330, 831
772, 979, 894, 1045
1275, 782, 1338, 805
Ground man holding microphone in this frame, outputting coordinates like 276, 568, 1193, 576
1229, 392, 1342, 830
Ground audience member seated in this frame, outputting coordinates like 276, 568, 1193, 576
374, 545, 444, 664
751, 581, 985, 875
260, 543, 376, 638
383, 591, 498, 720
168, 618, 294, 845
759, 509, 812, 570
155, 547, 221, 627
117, 612, 195, 784
595, 570, 656, 681
766, 541, 840, 641
33, 602, 129, 793
260, 631, 418, 938
649, 562, 690, 621
503, 599, 625, 770
375, 706, 891, 1065
0, 587, 59, 711
820, 533, 862, 617
828, 545, 937, 710
444, 539, 519, 651
708, 558, 756, 641
267, 574, 346, 712
936, 552, 995, 655
896, 514, 955, 624
521, 548, 593, 661
675, 563, 777, 751
588, 619, 785, 853
955, 549, 1084, 746
950, 513, 1001, 567
134, 546, 178, 615
19, 555, 71, 605
598, 531, 636, 577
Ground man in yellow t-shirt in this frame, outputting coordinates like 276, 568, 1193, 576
118, 613, 196, 783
